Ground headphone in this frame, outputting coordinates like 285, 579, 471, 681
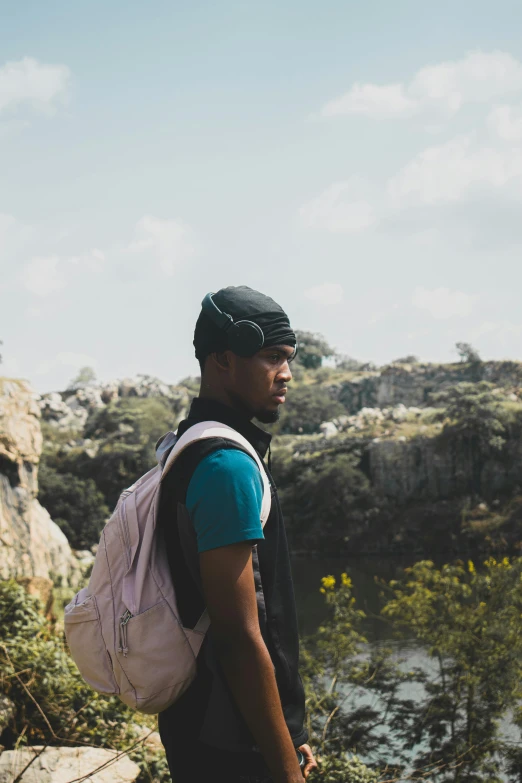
201, 292, 265, 357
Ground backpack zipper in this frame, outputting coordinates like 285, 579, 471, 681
118, 609, 133, 656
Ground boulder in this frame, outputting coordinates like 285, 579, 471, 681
129, 724, 163, 753
0, 746, 140, 783
39, 393, 87, 432
0, 379, 80, 586
319, 421, 338, 439
0, 695, 15, 734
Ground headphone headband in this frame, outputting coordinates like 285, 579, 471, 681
201, 292, 265, 357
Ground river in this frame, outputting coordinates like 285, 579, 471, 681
291, 553, 414, 641
291, 554, 521, 778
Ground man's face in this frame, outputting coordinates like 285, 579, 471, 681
226, 344, 294, 423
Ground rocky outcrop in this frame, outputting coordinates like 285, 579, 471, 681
367, 433, 522, 504
40, 374, 192, 432
329, 361, 522, 414
0, 746, 140, 782
0, 379, 80, 586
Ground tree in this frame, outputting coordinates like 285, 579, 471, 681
276, 450, 372, 551
381, 558, 522, 781
295, 331, 335, 370
58, 396, 175, 509
38, 465, 110, 549
433, 382, 508, 498
456, 342, 481, 364
302, 572, 389, 781
67, 366, 97, 391
303, 557, 522, 781
275, 385, 346, 435
393, 355, 419, 364
334, 355, 369, 372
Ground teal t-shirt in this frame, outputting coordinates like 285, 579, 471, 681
186, 448, 265, 553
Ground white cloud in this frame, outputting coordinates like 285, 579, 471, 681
388, 135, 522, 206
299, 182, 376, 233
321, 83, 415, 119
0, 57, 70, 114
488, 104, 522, 140
128, 215, 195, 276
304, 282, 344, 306
21, 256, 65, 297
68, 248, 105, 272
35, 352, 98, 377
320, 51, 522, 120
412, 286, 476, 319
300, 131, 522, 238
19, 249, 104, 297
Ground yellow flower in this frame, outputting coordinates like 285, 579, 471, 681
321, 575, 336, 591
467, 560, 475, 574
341, 572, 352, 588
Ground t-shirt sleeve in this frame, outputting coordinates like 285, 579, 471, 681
186, 448, 265, 554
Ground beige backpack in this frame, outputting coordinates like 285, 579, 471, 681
64, 421, 271, 714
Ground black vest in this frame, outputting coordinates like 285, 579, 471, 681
157, 398, 307, 752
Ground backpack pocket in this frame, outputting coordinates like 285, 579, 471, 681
64, 594, 119, 695
117, 599, 196, 704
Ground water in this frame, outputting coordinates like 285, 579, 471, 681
291, 554, 521, 777
292, 553, 417, 643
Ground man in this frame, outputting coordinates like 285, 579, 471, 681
157, 286, 317, 782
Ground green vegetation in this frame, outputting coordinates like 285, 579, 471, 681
295, 330, 336, 370
303, 556, 522, 781
4, 547, 522, 780
274, 445, 372, 552
37, 465, 110, 549
433, 382, 510, 499
40, 396, 178, 515
456, 342, 482, 365
0, 580, 170, 782
274, 384, 346, 435
67, 365, 97, 390
37, 358, 522, 556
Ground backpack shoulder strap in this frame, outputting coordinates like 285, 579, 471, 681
162, 420, 271, 526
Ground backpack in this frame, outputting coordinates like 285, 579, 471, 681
64, 420, 271, 714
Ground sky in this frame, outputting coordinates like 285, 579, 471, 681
2, 0, 522, 393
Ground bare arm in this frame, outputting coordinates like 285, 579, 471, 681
199, 541, 303, 783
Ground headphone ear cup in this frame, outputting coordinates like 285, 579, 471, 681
228, 320, 265, 357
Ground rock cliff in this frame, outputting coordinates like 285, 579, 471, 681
0, 378, 80, 586
329, 360, 522, 413
367, 434, 522, 503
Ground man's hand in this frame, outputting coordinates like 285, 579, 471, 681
298, 744, 318, 779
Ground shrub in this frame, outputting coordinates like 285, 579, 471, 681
0, 580, 169, 782
38, 465, 110, 549
276, 386, 346, 435
44, 396, 176, 510
275, 449, 371, 550
295, 331, 335, 370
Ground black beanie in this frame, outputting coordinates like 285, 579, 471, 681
194, 285, 296, 363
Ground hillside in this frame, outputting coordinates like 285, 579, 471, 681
33, 357, 522, 560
